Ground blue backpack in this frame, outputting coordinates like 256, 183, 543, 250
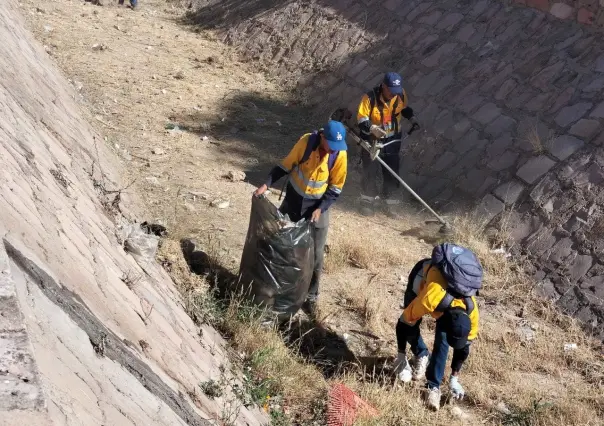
431, 243, 483, 314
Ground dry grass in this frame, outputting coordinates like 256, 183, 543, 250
525, 125, 557, 155
325, 233, 406, 273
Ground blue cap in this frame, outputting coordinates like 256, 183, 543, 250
383, 72, 403, 95
322, 120, 348, 151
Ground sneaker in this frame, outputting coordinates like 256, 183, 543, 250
412, 354, 429, 381
383, 200, 402, 219
393, 353, 412, 383
359, 203, 374, 217
426, 387, 441, 411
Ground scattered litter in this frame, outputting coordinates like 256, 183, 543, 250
91, 43, 107, 51
564, 343, 577, 351
44, 25, 53, 32
161, 89, 167, 95
276, 121, 282, 127
494, 401, 511, 415
201, 136, 209, 141
188, 190, 209, 200
114, 143, 120, 149
221, 117, 226, 122
146, 46, 153, 50
119, 223, 160, 260
174, 71, 185, 80
210, 199, 230, 209
490, 247, 512, 258
255, 118, 265, 123
151, 147, 165, 155
140, 222, 167, 237
342, 333, 350, 341
145, 176, 159, 185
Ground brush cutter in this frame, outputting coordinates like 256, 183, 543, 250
329, 110, 452, 234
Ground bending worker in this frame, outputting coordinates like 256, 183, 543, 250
394, 243, 482, 411
254, 121, 348, 317
357, 71, 419, 217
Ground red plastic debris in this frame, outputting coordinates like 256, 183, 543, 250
326, 383, 379, 426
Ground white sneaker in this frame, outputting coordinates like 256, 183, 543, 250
426, 387, 441, 411
412, 354, 429, 381
393, 353, 413, 383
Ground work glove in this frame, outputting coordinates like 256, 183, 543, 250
449, 375, 465, 399
409, 117, 420, 133
369, 125, 387, 138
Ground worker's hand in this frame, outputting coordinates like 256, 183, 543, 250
370, 125, 387, 138
254, 184, 268, 197
449, 376, 465, 399
311, 209, 322, 223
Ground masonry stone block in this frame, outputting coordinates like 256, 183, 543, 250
453, 128, 480, 154
412, 70, 441, 97
448, 119, 472, 141
488, 133, 514, 158
549, 135, 585, 161
457, 94, 485, 114
488, 150, 519, 171
472, 102, 502, 125
493, 180, 525, 204
590, 101, 604, 118
570, 255, 594, 281
582, 76, 604, 93
554, 102, 592, 128
495, 79, 517, 100
517, 155, 557, 184
485, 115, 517, 137
549, 238, 574, 264
455, 23, 476, 42
437, 13, 464, 31
569, 119, 600, 140
422, 43, 457, 68
432, 151, 458, 172
476, 194, 505, 223
407, 3, 432, 21
419, 10, 443, 25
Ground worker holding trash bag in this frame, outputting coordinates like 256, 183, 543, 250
394, 243, 482, 411
254, 120, 348, 317
357, 72, 419, 218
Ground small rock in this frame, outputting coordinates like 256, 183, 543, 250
145, 176, 159, 185
517, 326, 535, 343
342, 333, 350, 341
188, 190, 209, 200
146, 46, 153, 50
151, 147, 165, 155
210, 199, 230, 209
44, 25, 53, 32
152, 75, 157, 80
161, 89, 167, 95
174, 71, 185, 80
201, 136, 209, 141
226, 170, 246, 182
564, 343, 577, 351
91, 43, 107, 51
184, 203, 196, 212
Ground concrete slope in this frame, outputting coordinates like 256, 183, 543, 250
0, 1, 266, 425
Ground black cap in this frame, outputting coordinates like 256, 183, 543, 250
444, 309, 471, 349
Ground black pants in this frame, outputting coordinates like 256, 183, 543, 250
360, 141, 401, 200
307, 222, 328, 301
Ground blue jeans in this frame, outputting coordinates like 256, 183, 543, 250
118, 0, 137, 6
426, 319, 470, 389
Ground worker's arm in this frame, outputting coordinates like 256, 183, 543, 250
398, 90, 415, 120
318, 151, 347, 213
402, 280, 446, 325
357, 94, 373, 137
264, 136, 307, 187
467, 297, 479, 341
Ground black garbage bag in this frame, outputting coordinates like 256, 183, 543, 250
238, 195, 314, 320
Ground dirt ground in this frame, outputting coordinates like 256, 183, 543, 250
20, 1, 604, 425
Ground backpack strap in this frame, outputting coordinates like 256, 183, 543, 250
435, 291, 474, 315
301, 132, 340, 171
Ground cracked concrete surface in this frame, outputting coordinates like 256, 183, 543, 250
0, 0, 267, 424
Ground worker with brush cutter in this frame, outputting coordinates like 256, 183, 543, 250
254, 120, 348, 318
357, 72, 419, 218
394, 243, 482, 411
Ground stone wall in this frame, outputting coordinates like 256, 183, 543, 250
191, 0, 604, 338
0, 0, 268, 423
